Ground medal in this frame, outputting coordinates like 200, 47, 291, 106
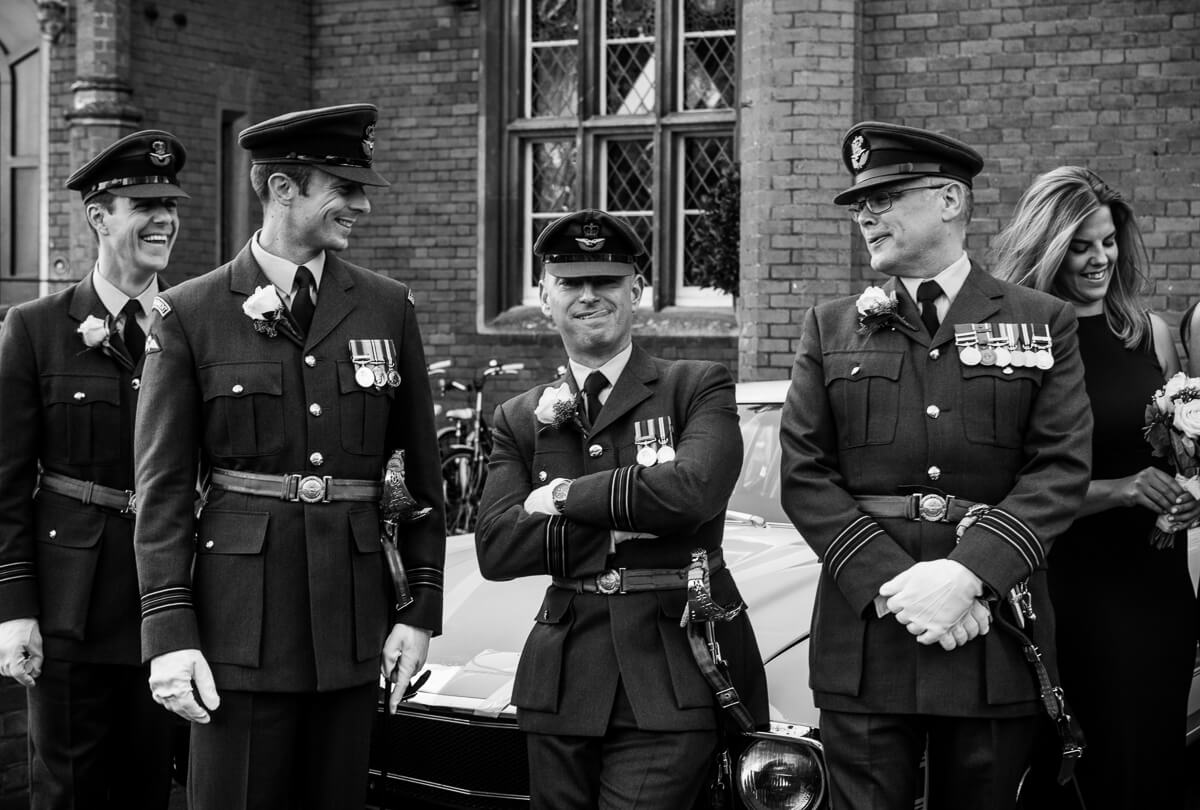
372, 365, 387, 387
634, 421, 657, 467
992, 346, 1011, 368
980, 347, 996, 366
380, 340, 400, 388
387, 369, 402, 387
1034, 350, 1053, 370
959, 346, 982, 366
655, 416, 676, 464
355, 365, 375, 388
656, 444, 676, 463
1031, 324, 1054, 370
954, 325, 980, 366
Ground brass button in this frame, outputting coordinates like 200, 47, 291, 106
304, 355, 317, 367
1003, 367, 1014, 375
589, 444, 603, 458
538, 471, 547, 482
205, 540, 214, 549
927, 465, 941, 481
309, 403, 322, 417
929, 349, 940, 360
131, 378, 141, 390
850, 365, 860, 376
48, 530, 56, 539
310, 452, 325, 467
925, 405, 940, 419
232, 384, 244, 394
73, 392, 85, 401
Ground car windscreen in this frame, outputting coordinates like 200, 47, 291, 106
731, 402, 789, 525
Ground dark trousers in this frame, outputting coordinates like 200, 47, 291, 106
820, 710, 1039, 810
525, 682, 718, 810
187, 682, 376, 810
27, 659, 174, 810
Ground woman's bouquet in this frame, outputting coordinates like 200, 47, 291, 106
1142, 371, 1200, 548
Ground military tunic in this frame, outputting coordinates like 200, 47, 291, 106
476, 345, 768, 736
780, 265, 1092, 717
133, 244, 445, 693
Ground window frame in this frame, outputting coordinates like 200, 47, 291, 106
480, 0, 739, 319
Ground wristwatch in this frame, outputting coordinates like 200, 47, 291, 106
552, 479, 572, 513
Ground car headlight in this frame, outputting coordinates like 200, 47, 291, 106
736, 730, 826, 810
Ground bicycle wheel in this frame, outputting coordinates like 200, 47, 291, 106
441, 450, 476, 534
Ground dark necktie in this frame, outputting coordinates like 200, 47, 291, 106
583, 371, 608, 424
916, 280, 943, 336
291, 266, 316, 333
122, 299, 145, 363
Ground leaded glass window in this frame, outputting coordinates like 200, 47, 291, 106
499, 0, 739, 311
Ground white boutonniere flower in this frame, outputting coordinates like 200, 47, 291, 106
242, 285, 287, 337
535, 383, 581, 430
77, 314, 116, 349
855, 285, 915, 335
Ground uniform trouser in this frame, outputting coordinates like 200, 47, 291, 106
820, 710, 1039, 810
27, 658, 174, 810
187, 682, 376, 810
525, 681, 719, 810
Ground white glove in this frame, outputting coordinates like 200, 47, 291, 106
523, 478, 568, 516
879, 559, 983, 644
0, 618, 42, 687
931, 598, 992, 651
149, 648, 220, 723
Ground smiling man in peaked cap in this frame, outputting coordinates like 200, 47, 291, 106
0, 129, 189, 810
779, 121, 1092, 809
131, 104, 445, 809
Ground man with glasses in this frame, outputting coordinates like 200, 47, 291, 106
779, 122, 1093, 809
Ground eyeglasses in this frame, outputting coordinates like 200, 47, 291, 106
846, 184, 948, 218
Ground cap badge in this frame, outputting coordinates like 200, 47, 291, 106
849, 134, 870, 171
362, 124, 375, 159
575, 221, 605, 252
148, 140, 174, 168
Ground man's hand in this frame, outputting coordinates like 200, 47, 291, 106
149, 649, 219, 723
381, 624, 432, 715
523, 478, 568, 516
879, 559, 983, 644
0, 618, 42, 687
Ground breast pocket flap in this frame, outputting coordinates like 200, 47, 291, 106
825, 351, 904, 383
198, 362, 283, 402
44, 374, 121, 406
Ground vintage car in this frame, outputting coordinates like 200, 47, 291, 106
366, 379, 1200, 810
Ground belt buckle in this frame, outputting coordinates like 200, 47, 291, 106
296, 475, 330, 503
917, 493, 949, 522
594, 569, 622, 595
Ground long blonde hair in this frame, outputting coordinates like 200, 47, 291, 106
993, 166, 1150, 349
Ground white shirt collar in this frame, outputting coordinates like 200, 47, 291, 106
91, 265, 159, 323
899, 253, 971, 316
250, 231, 326, 303
569, 343, 633, 405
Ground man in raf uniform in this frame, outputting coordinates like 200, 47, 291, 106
0, 130, 187, 808
475, 209, 768, 809
779, 122, 1093, 810
132, 104, 445, 809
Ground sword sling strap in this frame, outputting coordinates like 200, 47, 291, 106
994, 609, 1085, 786
681, 548, 756, 733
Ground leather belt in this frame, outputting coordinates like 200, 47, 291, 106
38, 471, 137, 516
857, 493, 978, 524
209, 468, 381, 504
552, 549, 724, 595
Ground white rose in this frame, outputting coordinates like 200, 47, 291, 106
77, 314, 112, 348
1172, 399, 1200, 439
534, 383, 575, 426
242, 285, 283, 320
1163, 372, 1188, 399
856, 286, 891, 315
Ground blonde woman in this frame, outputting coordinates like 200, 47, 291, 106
994, 165, 1197, 810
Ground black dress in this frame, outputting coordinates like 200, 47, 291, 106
1045, 314, 1198, 810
